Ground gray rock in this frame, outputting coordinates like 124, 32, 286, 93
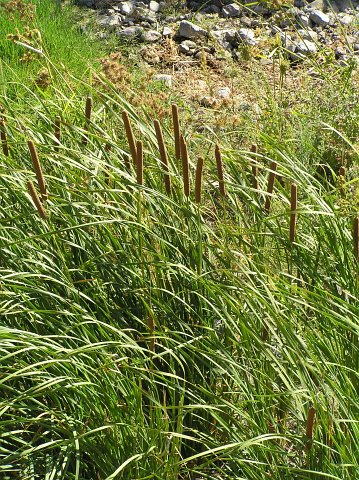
162, 26, 172, 37
222, 3, 242, 18
117, 26, 143, 39
338, 13, 354, 25
153, 74, 173, 87
178, 20, 208, 39
297, 28, 318, 42
98, 14, 121, 29
119, 1, 135, 15
292, 39, 317, 59
213, 29, 237, 49
141, 29, 161, 42
216, 86, 231, 98
354, 43, 359, 51
179, 43, 191, 54
238, 28, 257, 46
309, 10, 331, 26
149, 0, 160, 12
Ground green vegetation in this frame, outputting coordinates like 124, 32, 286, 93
0, 1, 358, 479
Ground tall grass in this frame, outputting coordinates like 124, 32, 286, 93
0, 66, 358, 479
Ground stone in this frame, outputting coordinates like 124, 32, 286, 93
238, 28, 257, 46
179, 43, 191, 54
338, 13, 353, 25
354, 43, 359, 51
292, 39, 317, 59
216, 86, 231, 98
162, 26, 173, 37
141, 30, 161, 42
213, 29, 237, 48
309, 10, 331, 26
178, 20, 208, 39
153, 74, 173, 87
98, 14, 120, 29
149, 0, 160, 12
296, 28, 318, 42
222, 3, 242, 18
119, 1, 135, 15
117, 26, 143, 39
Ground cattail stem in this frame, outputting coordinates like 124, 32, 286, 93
136, 140, 143, 186
180, 135, 190, 197
83, 96, 92, 145
154, 119, 171, 195
122, 111, 137, 166
27, 181, 47, 219
306, 406, 315, 448
251, 144, 258, 190
54, 116, 61, 151
171, 104, 181, 161
27, 140, 47, 201
354, 216, 359, 262
0, 119, 9, 157
215, 144, 225, 197
290, 183, 297, 243
195, 157, 204, 204
264, 161, 277, 213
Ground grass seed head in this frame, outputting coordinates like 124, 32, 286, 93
27, 181, 47, 220
154, 119, 171, 195
180, 134, 190, 197
27, 140, 47, 201
195, 156, 204, 204
215, 144, 225, 197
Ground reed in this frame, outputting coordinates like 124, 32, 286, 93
289, 183, 297, 243
83, 96, 92, 145
27, 140, 47, 201
122, 111, 137, 166
171, 104, 181, 161
305, 406, 315, 449
215, 144, 225, 197
27, 181, 47, 220
354, 216, 359, 262
251, 144, 259, 190
264, 161, 277, 213
154, 119, 171, 195
180, 134, 190, 197
195, 157, 204, 204
136, 140, 143, 186
54, 116, 61, 151
0, 118, 9, 157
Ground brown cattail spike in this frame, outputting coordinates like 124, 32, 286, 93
251, 144, 258, 190
27, 181, 47, 220
171, 104, 181, 161
195, 157, 204, 204
83, 96, 92, 145
338, 166, 346, 196
180, 135, 190, 197
0, 119, 9, 157
215, 144, 225, 197
154, 119, 171, 195
305, 406, 315, 448
136, 140, 143, 186
54, 116, 61, 151
264, 161, 277, 213
354, 216, 359, 262
27, 140, 47, 201
122, 111, 137, 166
290, 183, 297, 243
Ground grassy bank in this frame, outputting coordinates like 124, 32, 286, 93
0, 1, 358, 479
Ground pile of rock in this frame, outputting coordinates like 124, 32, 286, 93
75, 0, 359, 65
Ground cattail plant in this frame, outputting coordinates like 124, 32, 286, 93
354, 216, 359, 262
215, 144, 225, 197
305, 406, 315, 449
338, 166, 346, 196
83, 96, 92, 145
136, 140, 143, 186
27, 140, 47, 201
154, 119, 171, 195
195, 157, 204, 204
0, 118, 9, 157
171, 104, 181, 161
27, 181, 47, 220
264, 161, 277, 213
180, 134, 190, 197
122, 111, 137, 166
290, 183, 297, 243
54, 116, 61, 151
251, 144, 259, 190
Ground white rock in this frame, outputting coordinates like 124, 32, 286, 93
178, 20, 207, 40
149, 0, 160, 12
216, 87, 231, 99
98, 15, 120, 28
119, 1, 135, 15
238, 28, 257, 45
297, 28, 318, 42
153, 74, 173, 87
309, 10, 331, 26
292, 39, 317, 59
141, 30, 161, 42
338, 13, 353, 25
222, 3, 241, 18
162, 26, 172, 37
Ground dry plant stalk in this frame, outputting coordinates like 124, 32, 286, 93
338, 166, 346, 196
0, 118, 9, 157
148, 316, 155, 353
354, 216, 359, 262
154, 119, 171, 195
27, 140, 47, 201
290, 183, 297, 243
215, 144, 225, 197
264, 161, 277, 213
54, 116, 61, 151
122, 111, 137, 166
195, 157, 204, 203
305, 406, 316, 448
27, 181, 47, 219
180, 134, 190, 197
251, 144, 258, 190
136, 140, 143, 186
83, 96, 92, 145
171, 104, 181, 161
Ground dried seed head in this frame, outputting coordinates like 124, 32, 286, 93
195, 157, 204, 204
27, 181, 47, 219
306, 406, 315, 448
122, 111, 137, 166
215, 144, 225, 197
154, 119, 171, 195
0, 118, 9, 157
180, 134, 190, 197
171, 104, 181, 161
264, 161, 277, 213
27, 140, 47, 201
